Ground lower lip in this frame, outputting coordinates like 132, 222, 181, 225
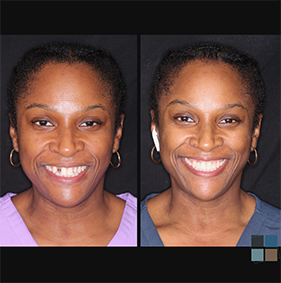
183, 158, 229, 177
44, 166, 89, 184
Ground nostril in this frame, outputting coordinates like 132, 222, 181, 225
189, 132, 223, 152
49, 139, 84, 157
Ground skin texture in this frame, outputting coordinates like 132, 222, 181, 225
10, 63, 125, 246
148, 61, 262, 246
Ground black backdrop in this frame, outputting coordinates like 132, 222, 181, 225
1, 35, 137, 197
141, 35, 280, 208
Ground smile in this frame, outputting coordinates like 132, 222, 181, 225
184, 158, 227, 172
45, 165, 87, 177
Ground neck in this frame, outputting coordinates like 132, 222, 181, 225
30, 182, 107, 219
24, 179, 112, 244
167, 181, 253, 232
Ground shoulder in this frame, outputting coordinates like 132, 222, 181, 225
108, 192, 137, 246
237, 193, 281, 247
141, 193, 159, 211
0, 192, 30, 246
0, 192, 17, 205
117, 192, 137, 211
251, 193, 281, 227
116, 192, 137, 228
141, 193, 164, 246
0, 193, 17, 218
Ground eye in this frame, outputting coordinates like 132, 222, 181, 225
220, 118, 239, 124
80, 121, 101, 127
33, 120, 53, 127
176, 116, 194, 123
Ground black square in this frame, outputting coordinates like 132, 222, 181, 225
251, 235, 264, 247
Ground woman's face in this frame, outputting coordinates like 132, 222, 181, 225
152, 61, 262, 201
10, 63, 123, 207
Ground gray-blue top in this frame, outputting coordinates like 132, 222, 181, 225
141, 192, 281, 246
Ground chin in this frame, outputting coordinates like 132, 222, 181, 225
47, 188, 91, 208
175, 167, 231, 202
181, 179, 226, 202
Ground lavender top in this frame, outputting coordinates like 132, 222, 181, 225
0, 192, 137, 246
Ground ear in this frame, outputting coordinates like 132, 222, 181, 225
9, 114, 19, 152
150, 110, 160, 151
10, 125, 19, 152
112, 114, 125, 153
250, 114, 263, 151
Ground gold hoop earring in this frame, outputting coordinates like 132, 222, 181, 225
248, 148, 258, 166
151, 145, 161, 163
110, 150, 121, 168
10, 148, 21, 167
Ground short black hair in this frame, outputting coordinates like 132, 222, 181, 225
151, 42, 265, 130
8, 41, 126, 133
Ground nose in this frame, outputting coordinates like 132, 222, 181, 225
189, 123, 223, 152
49, 127, 84, 157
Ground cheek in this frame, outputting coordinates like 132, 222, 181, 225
17, 130, 38, 166
17, 129, 114, 169
227, 131, 252, 156
160, 127, 252, 161
87, 136, 113, 162
159, 128, 184, 167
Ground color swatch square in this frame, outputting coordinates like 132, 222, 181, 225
265, 235, 277, 247
251, 248, 264, 262
251, 235, 264, 247
265, 249, 278, 261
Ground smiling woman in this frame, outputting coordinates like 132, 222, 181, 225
0, 41, 137, 246
141, 41, 280, 247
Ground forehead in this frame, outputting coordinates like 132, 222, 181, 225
20, 62, 113, 110
162, 61, 252, 109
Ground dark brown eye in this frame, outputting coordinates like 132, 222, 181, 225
33, 120, 53, 126
176, 116, 194, 122
220, 118, 236, 124
80, 121, 101, 127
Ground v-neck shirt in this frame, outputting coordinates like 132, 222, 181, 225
141, 192, 281, 246
0, 192, 137, 246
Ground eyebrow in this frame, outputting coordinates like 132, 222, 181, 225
167, 99, 246, 110
167, 99, 191, 107
222, 103, 245, 110
25, 103, 107, 112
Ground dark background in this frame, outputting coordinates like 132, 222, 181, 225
141, 35, 280, 209
1, 35, 137, 197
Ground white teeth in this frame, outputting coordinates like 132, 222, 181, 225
45, 165, 87, 177
185, 158, 226, 172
